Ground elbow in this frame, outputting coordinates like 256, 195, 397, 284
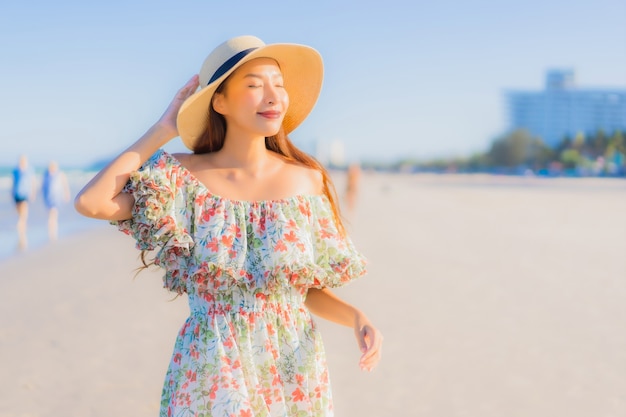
74, 191, 104, 218
74, 189, 132, 220
73, 191, 95, 217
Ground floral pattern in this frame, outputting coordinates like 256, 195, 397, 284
112, 149, 367, 417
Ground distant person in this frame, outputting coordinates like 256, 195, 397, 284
42, 161, 71, 241
11, 155, 36, 250
74, 36, 382, 416
345, 162, 362, 213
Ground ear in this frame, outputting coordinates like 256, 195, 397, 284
212, 93, 227, 115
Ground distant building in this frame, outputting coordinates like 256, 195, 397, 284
506, 70, 626, 147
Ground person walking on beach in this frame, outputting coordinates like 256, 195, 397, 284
42, 161, 71, 241
344, 162, 362, 213
75, 36, 382, 416
11, 155, 36, 250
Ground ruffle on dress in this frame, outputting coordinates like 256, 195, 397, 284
112, 150, 194, 292
112, 149, 367, 295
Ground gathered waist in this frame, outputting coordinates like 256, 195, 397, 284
187, 289, 307, 318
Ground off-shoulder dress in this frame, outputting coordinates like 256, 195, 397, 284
113, 149, 367, 417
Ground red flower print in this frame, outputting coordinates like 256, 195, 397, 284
240, 410, 252, 417
296, 374, 304, 385
221, 234, 234, 247
275, 240, 287, 252
320, 229, 333, 239
206, 237, 219, 252
194, 193, 207, 206
298, 202, 311, 217
209, 383, 218, 399
201, 207, 216, 222
284, 230, 298, 243
292, 387, 306, 402
228, 223, 242, 238
224, 336, 234, 349
189, 344, 200, 359
185, 369, 197, 382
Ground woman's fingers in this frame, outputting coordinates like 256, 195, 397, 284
175, 75, 200, 102
169, 75, 200, 111
358, 324, 383, 372
157, 75, 200, 132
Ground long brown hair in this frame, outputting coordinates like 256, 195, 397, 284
193, 81, 346, 238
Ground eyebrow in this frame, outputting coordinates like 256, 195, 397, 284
242, 73, 283, 79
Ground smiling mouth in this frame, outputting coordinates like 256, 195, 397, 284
258, 111, 281, 119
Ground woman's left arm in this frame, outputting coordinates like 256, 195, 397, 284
305, 287, 383, 372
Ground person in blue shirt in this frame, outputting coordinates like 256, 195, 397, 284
42, 160, 71, 241
11, 155, 36, 249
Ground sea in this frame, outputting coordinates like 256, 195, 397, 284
0, 170, 107, 262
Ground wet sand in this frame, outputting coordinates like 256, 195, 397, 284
0, 173, 624, 417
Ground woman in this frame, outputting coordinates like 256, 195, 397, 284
75, 35, 382, 417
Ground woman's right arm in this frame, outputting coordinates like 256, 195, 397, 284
74, 75, 199, 221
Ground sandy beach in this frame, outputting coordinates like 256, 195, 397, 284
0, 173, 625, 417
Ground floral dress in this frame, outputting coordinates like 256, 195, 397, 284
113, 149, 367, 417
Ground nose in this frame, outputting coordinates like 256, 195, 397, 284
265, 84, 280, 105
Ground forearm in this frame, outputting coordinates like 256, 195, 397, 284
305, 287, 362, 327
74, 122, 175, 220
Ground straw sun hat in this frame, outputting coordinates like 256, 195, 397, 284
176, 35, 324, 151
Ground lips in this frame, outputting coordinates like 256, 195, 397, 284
258, 110, 281, 119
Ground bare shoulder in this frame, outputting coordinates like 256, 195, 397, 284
281, 159, 324, 196
170, 152, 191, 165
171, 152, 213, 170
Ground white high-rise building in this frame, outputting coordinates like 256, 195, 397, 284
505, 70, 626, 146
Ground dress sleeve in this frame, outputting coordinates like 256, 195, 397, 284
308, 196, 367, 288
111, 149, 194, 265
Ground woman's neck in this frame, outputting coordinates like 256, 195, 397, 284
217, 132, 274, 175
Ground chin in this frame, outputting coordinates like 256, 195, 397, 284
259, 125, 282, 138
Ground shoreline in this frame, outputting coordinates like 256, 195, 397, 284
1, 173, 624, 263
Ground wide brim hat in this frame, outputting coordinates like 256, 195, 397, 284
177, 35, 324, 151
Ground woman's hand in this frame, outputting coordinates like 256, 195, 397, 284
355, 313, 383, 372
304, 288, 383, 372
74, 75, 200, 220
156, 74, 200, 138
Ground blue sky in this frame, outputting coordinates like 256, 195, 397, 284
1, 0, 625, 167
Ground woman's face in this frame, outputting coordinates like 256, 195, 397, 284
212, 57, 289, 138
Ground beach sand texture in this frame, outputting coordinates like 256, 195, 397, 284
0, 173, 624, 417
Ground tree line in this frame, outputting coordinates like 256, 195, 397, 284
376, 129, 626, 177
